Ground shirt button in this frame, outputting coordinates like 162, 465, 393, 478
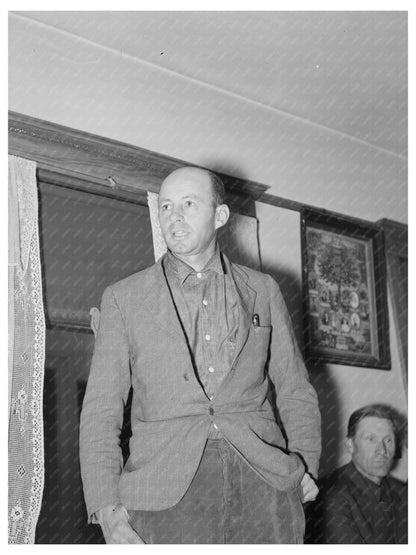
213, 423, 219, 430
202, 299, 208, 306
196, 272, 202, 278
209, 407, 214, 415
208, 366, 215, 373
205, 334, 211, 341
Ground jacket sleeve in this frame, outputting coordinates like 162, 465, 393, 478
266, 275, 321, 478
79, 285, 132, 521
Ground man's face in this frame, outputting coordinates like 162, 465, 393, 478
158, 169, 226, 260
347, 416, 396, 484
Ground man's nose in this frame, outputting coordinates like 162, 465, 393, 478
375, 441, 388, 455
170, 209, 184, 222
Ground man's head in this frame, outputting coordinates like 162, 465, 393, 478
158, 167, 229, 268
346, 404, 397, 484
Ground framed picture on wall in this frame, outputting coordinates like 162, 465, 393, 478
301, 208, 390, 369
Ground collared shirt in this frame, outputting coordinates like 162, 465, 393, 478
350, 466, 397, 543
163, 247, 239, 410
315, 461, 407, 544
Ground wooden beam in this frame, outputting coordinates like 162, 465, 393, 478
8, 111, 269, 204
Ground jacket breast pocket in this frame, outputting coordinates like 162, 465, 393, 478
253, 324, 272, 333
253, 324, 272, 341
249, 325, 272, 366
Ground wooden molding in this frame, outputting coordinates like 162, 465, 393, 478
8, 111, 269, 212
9, 111, 408, 226
378, 218, 408, 258
377, 218, 408, 390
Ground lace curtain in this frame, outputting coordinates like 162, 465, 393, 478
8, 155, 45, 544
147, 192, 168, 261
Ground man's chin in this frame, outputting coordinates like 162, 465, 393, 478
165, 237, 188, 250
371, 460, 392, 475
169, 244, 191, 254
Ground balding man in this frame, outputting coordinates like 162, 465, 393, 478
80, 167, 321, 544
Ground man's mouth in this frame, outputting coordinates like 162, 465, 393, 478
171, 228, 189, 238
172, 231, 188, 237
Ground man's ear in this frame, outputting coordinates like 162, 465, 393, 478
345, 437, 354, 456
214, 204, 230, 230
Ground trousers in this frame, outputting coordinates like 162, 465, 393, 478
128, 438, 305, 544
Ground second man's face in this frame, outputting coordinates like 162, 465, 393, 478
347, 416, 396, 484
158, 169, 224, 261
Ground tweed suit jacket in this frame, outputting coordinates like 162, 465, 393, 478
80, 252, 321, 520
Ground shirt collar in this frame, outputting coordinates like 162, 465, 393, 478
348, 461, 389, 502
164, 245, 225, 285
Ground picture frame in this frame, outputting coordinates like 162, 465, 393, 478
301, 208, 390, 369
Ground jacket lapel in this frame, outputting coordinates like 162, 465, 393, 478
346, 463, 375, 543
224, 256, 257, 368
139, 257, 189, 346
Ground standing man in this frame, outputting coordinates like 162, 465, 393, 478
80, 167, 321, 544
311, 404, 407, 544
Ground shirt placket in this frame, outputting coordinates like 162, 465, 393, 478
200, 273, 217, 400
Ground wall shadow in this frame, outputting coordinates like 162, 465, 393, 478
262, 262, 343, 479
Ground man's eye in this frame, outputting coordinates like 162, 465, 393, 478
161, 204, 170, 211
185, 200, 194, 207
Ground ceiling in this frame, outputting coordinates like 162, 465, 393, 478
15, 11, 407, 158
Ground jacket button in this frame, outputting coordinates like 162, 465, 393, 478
209, 407, 214, 415
183, 373, 190, 381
